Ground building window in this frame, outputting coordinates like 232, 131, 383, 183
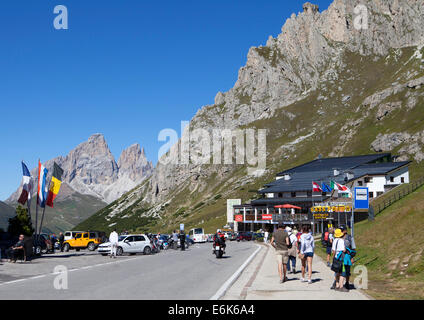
369, 192, 374, 198
358, 181, 363, 186
278, 193, 283, 198
291, 192, 296, 198
365, 177, 372, 183
401, 177, 405, 183
390, 177, 394, 183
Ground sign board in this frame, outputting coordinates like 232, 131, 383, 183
262, 214, 273, 220
227, 199, 242, 223
354, 187, 369, 209
235, 215, 243, 222
313, 213, 329, 220
180, 223, 184, 231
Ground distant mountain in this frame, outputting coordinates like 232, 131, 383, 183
6, 134, 154, 233
0, 201, 15, 231
77, 0, 424, 235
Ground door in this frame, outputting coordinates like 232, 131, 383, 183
73, 233, 82, 247
123, 236, 135, 253
133, 235, 145, 253
82, 233, 89, 247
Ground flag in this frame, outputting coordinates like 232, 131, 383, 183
331, 181, 350, 192
18, 162, 32, 205
322, 182, 332, 193
46, 162, 64, 208
37, 161, 48, 208
312, 182, 322, 192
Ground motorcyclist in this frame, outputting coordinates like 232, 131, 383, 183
213, 229, 226, 253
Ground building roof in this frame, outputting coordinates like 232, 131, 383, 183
276, 153, 392, 176
259, 155, 410, 194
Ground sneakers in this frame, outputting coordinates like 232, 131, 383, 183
300, 278, 308, 282
330, 281, 336, 290
308, 280, 313, 284
327, 262, 331, 267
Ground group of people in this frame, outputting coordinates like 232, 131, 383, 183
270, 224, 315, 284
322, 226, 356, 292
269, 223, 356, 292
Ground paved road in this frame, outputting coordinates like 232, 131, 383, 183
0, 241, 257, 300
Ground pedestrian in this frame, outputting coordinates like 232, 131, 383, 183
286, 227, 298, 274
340, 225, 356, 290
322, 228, 334, 267
331, 228, 348, 292
179, 230, 186, 251
58, 232, 65, 252
6, 234, 25, 263
172, 230, 179, 250
109, 229, 119, 258
264, 230, 269, 243
298, 226, 315, 284
270, 223, 290, 284
50, 234, 57, 253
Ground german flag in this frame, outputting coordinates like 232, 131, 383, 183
46, 162, 64, 208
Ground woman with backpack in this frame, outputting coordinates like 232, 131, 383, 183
298, 226, 315, 284
285, 227, 298, 274
331, 228, 349, 292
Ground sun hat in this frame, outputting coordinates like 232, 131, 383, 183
334, 229, 343, 238
285, 226, 292, 232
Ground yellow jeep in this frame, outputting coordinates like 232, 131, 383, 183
63, 231, 103, 252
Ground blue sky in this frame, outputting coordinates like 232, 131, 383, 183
0, 0, 333, 200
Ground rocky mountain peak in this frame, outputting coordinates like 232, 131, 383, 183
303, 2, 319, 14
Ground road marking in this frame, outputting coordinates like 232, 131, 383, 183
209, 245, 262, 300
0, 257, 139, 287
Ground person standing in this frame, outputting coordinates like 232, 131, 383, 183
286, 227, 298, 274
109, 229, 119, 259
331, 228, 348, 292
340, 225, 355, 290
264, 230, 269, 243
299, 226, 315, 284
270, 223, 290, 284
50, 234, 57, 253
179, 230, 186, 251
322, 228, 334, 267
172, 230, 179, 250
58, 232, 65, 252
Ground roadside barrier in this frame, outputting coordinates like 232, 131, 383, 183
371, 176, 424, 216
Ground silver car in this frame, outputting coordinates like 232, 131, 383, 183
97, 234, 152, 256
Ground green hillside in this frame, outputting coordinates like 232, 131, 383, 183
351, 185, 424, 300
0, 201, 16, 231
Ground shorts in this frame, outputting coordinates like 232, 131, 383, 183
342, 265, 351, 277
304, 252, 314, 258
275, 250, 289, 264
326, 247, 332, 255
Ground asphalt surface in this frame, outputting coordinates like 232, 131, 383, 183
0, 241, 257, 300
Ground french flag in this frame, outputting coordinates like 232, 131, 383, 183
37, 161, 48, 208
18, 162, 32, 205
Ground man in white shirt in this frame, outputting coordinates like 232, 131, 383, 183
109, 230, 119, 259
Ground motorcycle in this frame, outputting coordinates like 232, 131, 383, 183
213, 238, 225, 259
151, 237, 160, 254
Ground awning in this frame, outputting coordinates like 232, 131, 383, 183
274, 204, 302, 210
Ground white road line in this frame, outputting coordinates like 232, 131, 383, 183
209, 245, 262, 300
0, 257, 139, 287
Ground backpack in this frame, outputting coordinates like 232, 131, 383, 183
321, 232, 330, 247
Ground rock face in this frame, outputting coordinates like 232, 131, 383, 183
8, 134, 153, 204
78, 0, 424, 233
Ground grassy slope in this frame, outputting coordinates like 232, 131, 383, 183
352, 185, 424, 300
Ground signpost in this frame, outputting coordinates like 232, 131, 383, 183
352, 187, 369, 248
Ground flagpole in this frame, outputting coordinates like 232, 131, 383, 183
38, 179, 51, 235
35, 159, 40, 240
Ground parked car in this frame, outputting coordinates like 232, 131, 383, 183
32, 234, 52, 255
97, 234, 152, 256
227, 232, 237, 241
237, 232, 253, 241
63, 231, 104, 252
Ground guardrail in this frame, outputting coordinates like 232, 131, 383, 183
371, 176, 424, 216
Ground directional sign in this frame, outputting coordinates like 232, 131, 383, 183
354, 187, 369, 209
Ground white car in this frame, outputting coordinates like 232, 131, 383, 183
97, 234, 152, 256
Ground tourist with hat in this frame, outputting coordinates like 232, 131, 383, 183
331, 228, 349, 292
285, 226, 298, 274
